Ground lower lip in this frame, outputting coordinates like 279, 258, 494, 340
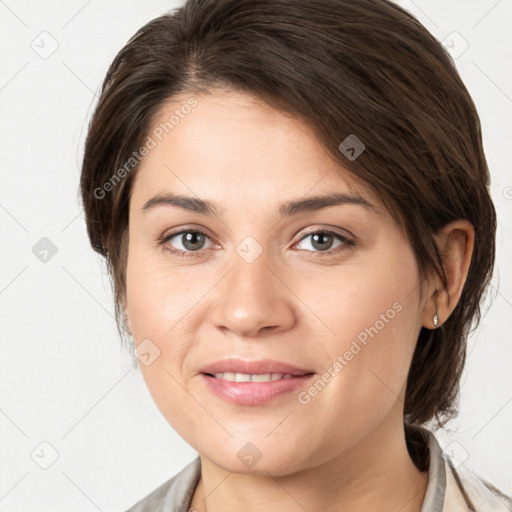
200, 373, 315, 405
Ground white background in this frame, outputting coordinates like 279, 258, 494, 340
0, 1, 511, 511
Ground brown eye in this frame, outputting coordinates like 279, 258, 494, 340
161, 229, 213, 257
176, 231, 207, 251
295, 230, 352, 253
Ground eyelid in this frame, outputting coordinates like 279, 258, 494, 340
160, 225, 353, 243
291, 228, 354, 254
158, 227, 216, 259
294, 225, 355, 241
160, 224, 217, 243
159, 224, 355, 257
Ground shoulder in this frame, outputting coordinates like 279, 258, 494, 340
446, 460, 512, 512
410, 425, 512, 512
124, 456, 201, 512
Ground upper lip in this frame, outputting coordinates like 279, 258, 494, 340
200, 358, 315, 376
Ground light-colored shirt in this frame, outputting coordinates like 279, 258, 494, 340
125, 426, 512, 511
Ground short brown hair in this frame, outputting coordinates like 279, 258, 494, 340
80, 0, 496, 427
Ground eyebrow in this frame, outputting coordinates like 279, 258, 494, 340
141, 192, 375, 218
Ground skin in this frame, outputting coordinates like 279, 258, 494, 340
123, 88, 474, 512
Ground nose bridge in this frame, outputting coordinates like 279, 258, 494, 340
210, 238, 295, 337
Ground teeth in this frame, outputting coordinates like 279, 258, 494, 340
212, 372, 295, 382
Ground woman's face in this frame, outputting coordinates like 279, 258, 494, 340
125, 89, 426, 475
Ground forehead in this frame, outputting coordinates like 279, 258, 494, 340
130, 88, 378, 210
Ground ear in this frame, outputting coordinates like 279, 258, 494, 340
421, 220, 475, 329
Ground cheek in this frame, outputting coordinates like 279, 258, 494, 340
300, 248, 423, 410
124, 244, 212, 429
125, 242, 199, 342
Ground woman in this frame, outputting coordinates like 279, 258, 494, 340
80, 0, 510, 510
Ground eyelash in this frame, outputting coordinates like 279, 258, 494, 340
158, 227, 355, 259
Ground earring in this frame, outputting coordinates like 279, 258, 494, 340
433, 289, 439, 328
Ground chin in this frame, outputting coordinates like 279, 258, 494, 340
197, 438, 311, 477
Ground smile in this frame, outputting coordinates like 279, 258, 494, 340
201, 372, 315, 405
209, 372, 296, 382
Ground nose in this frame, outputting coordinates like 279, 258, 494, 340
209, 246, 296, 338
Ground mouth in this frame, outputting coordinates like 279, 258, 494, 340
200, 357, 314, 377
199, 358, 316, 405
204, 372, 310, 382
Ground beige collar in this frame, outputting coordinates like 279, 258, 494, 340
418, 426, 512, 511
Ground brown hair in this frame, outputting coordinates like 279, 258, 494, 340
80, 0, 496, 427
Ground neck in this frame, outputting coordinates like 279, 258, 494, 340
190, 415, 429, 512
